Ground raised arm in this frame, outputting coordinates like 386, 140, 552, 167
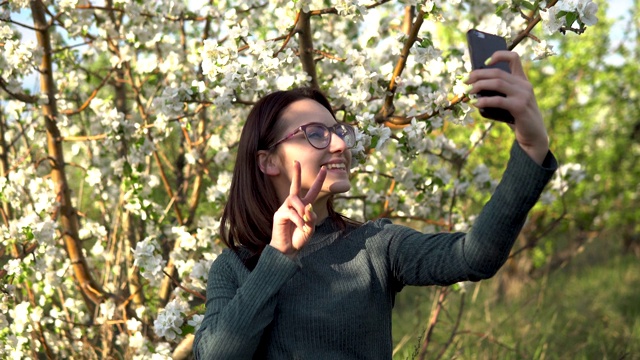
387, 51, 557, 285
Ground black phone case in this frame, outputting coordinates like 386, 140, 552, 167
466, 29, 515, 124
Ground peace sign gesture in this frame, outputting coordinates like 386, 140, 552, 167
270, 161, 327, 259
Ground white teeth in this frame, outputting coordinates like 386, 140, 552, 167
326, 163, 346, 170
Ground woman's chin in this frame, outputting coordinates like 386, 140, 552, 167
328, 182, 351, 194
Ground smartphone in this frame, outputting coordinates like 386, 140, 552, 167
466, 29, 515, 124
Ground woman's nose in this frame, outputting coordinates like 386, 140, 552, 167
329, 131, 347, 152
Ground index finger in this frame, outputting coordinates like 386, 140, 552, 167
301, 166, 327, 204
290, 160, 301, 197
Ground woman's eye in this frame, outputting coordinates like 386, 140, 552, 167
307, 128, 326, 139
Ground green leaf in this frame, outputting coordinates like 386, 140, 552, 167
496, 3, 509, 16
520, 1, 536, 11
420, 37, 433, 48
181, 324, 195, 335
565, 12, 578, 28
23, 227, 34, 241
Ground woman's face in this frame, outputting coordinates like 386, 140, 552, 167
269, 99, 352, 202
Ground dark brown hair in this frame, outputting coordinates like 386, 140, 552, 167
220, 87, 350, 269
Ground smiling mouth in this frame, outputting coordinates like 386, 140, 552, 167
325, 163, 346, 171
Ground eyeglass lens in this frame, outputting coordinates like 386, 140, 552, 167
304, 124, 355, 149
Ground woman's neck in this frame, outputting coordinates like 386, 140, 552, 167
313, 196, 330, 224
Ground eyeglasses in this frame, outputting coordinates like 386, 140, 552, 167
270, 122, 356, 150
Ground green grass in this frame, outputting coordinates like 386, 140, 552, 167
391, 238, 640, 359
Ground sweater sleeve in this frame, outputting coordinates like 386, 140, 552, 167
193, 246, 300, 359
387, 141, 557, 286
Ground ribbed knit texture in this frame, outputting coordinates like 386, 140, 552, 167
194, 142, 557, 359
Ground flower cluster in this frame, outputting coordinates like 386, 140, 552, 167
540, 0, 598, 34
133, 237, 167, 283
154, 297, 188, 340
0, 0, 600, 357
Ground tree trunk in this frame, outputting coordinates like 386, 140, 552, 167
31, 0, 104, 312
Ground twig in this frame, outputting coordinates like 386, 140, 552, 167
417, 287, 449, 360
436, 292, 466, 360
0, 17, 39, 31
53, 40, 95, 53
162, 270, 206, 301
62, 68, 116, 116
508, 0, 559, 50
60, 133, 108, 142
273, 11, 301, 57
0, 77, 38, 103
312, 49, 346, 62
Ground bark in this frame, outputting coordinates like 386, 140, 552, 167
402, 6, 414, 35
30, 0, 104, 312
296, 10, 319, 90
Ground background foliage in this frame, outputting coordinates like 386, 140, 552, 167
0, 0, 637, 359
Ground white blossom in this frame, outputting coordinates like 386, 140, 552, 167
367, 124, 392, 150
4, 259, 22, 276
154, 298, 187, 340
9, 302, 30, 334
132, 237, 167, 281
577, 0, 598, 26
540, 7, 564, 35
188, 314, 204, 332
86, 168, 103, 187
533, 40, 557, 60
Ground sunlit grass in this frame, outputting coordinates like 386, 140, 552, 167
392, 238, 640, 359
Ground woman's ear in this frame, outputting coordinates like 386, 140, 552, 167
257, 150, 281, 176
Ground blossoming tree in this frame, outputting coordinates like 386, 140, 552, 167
0, 0, 605, 358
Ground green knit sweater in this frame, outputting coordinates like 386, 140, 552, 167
194, 142, 557, 359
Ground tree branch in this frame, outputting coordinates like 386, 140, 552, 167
376, 7, 426, 123
417, 287, 449, 360
296, 11, 319, 89
308, 0, 392, 16
162, 270, 206, 301
31, 0, 104, 312
0, 17, 39, 31
436, 292, 465, 360
0, 77, 38, 103
378, 1, 563, 126
62, 68, 115, 116
273, 11, 301, 57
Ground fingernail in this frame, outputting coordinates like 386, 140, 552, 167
303, 224, 310, 232
464, 84, 474, 93
461, 74, 470, 83
484, 57, 492, 66
469, 98, 479, 105
307, 203, 313, 212
303, 214, 309, 222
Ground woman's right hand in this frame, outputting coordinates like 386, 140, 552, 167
270, 161, 327, 259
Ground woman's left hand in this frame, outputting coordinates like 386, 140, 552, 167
465, 50, 549, 164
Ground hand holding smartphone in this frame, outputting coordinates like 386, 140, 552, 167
466, 29, 515, 124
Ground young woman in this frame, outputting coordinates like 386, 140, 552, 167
193, 51, 557, 359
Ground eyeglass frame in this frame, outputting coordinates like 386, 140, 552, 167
269, 122, 356, 150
